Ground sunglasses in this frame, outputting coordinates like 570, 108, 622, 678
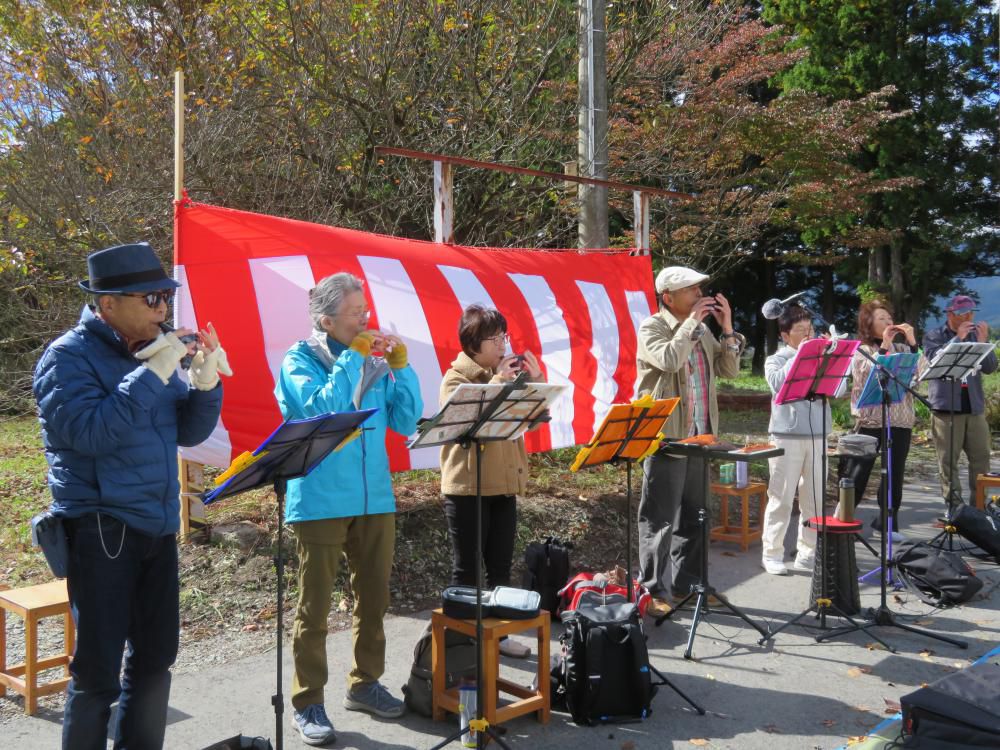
118, 290, 175, 308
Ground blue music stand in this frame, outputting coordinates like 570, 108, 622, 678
855, 352, 919, 410
203, 409, 377, 750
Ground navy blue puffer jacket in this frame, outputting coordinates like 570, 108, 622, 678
33, 306, 223, 537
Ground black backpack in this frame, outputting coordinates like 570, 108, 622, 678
401, 621, 477, 717
554, 594, 654, 725
522, 536, 572, 615
894, 541, 983, 607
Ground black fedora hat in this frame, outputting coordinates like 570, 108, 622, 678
78, 242, 181, 295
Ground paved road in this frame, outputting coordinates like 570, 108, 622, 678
5, 459, 999, 749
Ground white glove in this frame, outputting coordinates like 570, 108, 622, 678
189, 345, 233, 391
135, 333, 188, 385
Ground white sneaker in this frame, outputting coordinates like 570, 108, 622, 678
761, 557, 789, 576
792, 554, 814, 572
499, 638, 531, 658
889, 530, 906, 543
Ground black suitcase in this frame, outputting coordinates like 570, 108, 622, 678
901, 662, 1000, 748
950, 504, 1000, 562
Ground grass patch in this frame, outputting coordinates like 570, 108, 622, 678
0, 416, 51, 583
717, 373, 769, 392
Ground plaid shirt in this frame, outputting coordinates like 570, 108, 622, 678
687, 338, 711, 436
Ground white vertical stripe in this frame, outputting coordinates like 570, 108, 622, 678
357, 256, 439, 434
508, 273, 575, 447
174, 264, 232, 468
625, 289, 655, 400
437, 265, 496, 312
577, 281, 619, 434
248, 256, 315, 382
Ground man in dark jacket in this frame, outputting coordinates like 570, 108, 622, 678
33, 243, 228, 750
922, 294, 997, 509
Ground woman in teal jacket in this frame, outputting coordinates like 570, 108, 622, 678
274, 272, 422, 745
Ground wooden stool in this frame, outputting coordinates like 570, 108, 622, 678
710, 481, 767, 551
431, 608, 550, 726
0, 580, 75, 715
975, 474, 1000, 511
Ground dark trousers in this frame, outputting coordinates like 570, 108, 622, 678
442, 495, 517, 589
62, 513, 179, 750
638, 451, 705, 598
840, 426, 912, 529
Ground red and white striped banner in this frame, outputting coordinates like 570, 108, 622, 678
174, 200, 655, 470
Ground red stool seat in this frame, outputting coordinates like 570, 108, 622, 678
804, 516, 863, 534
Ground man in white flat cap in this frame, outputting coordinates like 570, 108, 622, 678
635, 265, 744, 617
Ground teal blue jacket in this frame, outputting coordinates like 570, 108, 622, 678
274, 334, 423, 522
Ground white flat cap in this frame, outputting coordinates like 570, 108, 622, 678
655, 266, 709, 294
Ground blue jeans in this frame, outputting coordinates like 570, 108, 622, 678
62, 513, 179, 750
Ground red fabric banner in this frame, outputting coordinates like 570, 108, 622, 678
174, 200, 656, 470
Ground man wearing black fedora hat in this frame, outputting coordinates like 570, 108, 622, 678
33, 242, 230, 750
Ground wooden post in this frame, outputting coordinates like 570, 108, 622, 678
174, 70, 184, 203
173, 69, 207, 540
433, 160, 454, 244
633, 190, 650, 254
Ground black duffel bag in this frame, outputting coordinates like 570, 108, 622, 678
522, 536, 571, 615
894, 541, 983, 607
902, 661, 1000, 748
949, 503, 1000, 562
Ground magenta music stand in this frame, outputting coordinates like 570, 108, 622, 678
760, 337, 897, 649
774, 338, 859, 406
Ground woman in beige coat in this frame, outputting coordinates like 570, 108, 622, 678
439, 305, 544, 656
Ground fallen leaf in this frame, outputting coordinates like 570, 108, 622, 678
919, 649, 935, 661
821, 719, 837, 727
846, 736, 869, 746
883, 698, 901, 714
866, 642, 888, 651
913, 618, 934, 626
621, 742, 635, 750
761, 724, 782, 734
689, 740, 710, 747
847, 666, 872, 678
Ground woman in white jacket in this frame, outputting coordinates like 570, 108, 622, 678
761, 304, 847, 576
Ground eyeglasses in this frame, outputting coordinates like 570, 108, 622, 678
118, 290, 175, 308
338, 307, 371, 321
486, 333, 510, 347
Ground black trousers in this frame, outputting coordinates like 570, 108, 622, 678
442, 494, 517, 589
637, 451, 705, 598
839, 426, 913, 529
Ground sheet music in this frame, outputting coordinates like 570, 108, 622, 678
409, 381, 566, 449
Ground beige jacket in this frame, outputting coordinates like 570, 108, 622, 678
438, 352, 530, 496
635, 307, 744, 439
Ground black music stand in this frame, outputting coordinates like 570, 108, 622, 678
570, 395, 705, 714
918, 340, 996, 515
202, 409, 377, 750
653, 440, 776, 658
410, 372, 564, 750
756, 338, 891, 647
821, 349, 967, 650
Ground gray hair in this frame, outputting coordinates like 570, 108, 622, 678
308, 272, 364, 330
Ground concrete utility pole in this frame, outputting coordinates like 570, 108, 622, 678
578, 0, 609, 248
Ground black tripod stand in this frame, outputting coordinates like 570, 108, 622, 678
570, 396, 704, 713
654, 442, 771, 659
814, 355, 967, 650
202, 410, 377, 750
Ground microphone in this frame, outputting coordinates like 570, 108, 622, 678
761, 291, 807, 320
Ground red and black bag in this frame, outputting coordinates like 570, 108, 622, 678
557, 572, 651, 617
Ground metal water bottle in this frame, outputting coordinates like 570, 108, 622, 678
837, 478, 855, 522
458, 677, 477, 748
